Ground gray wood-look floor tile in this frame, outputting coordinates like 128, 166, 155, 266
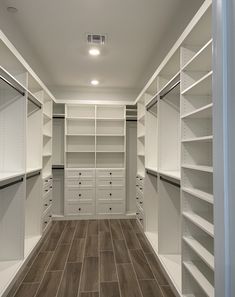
85, 236, 98, 257
110, 220, 124, 240
130, 219, 141, 233
122, 229, 141, 250
41, 221, 67, 251
14, 283, 39, 297
57, 262, 82, 297
47, 244, 70, 271
23, 252, 53, 283
99, 220, 110, 233
139, 280, 164, 297
120, 219, 133, 230
99, 232, 113, 251
59, 224, 76, 245
145, 253, 168, 286
80, 257, 99, 292
100, 282, 120, 297
35, 271, 62, 297
87, 220, 98, 236
136, 232, 152, 253
117, 263, 142, 297
80, 293, 99, 297
113, 239, 130, 263
68, 238, 85, 262
100, 251, 117, 282
161, 286, 176, 297
130, 249, 154, 280
75, 221, 88, 239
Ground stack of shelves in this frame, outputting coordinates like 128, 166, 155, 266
181, 7, 214, 297
137, 96, 146, 177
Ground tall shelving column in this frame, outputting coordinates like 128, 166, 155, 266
96, 105, 126, 216
64, 104, 96, 217
180, 6, 214, 296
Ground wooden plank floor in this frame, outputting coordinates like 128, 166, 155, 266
7, 220, 176, 297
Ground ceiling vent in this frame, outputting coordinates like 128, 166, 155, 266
87, 34, 106, 45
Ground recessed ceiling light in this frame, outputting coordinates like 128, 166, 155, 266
89, 48, 100, 56
7, 6, 18, 13
91, 80, 99, 86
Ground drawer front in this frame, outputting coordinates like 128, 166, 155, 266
66, 179, 95, 188
136, 176, 144, 187
136, 184, 144, 195
97, 202, 125, 215
43, 192, 52, 213
43, 184, 53, 197
97, 188, 125, 201
43, 177, 53, 190
65, 188, 95, 201
65, 202, 95, 215
136, 212, 144, 228
97, 169, 125, 178
66, 169, 95, 179
42, 207, 52, 232
97, 178, 124, 188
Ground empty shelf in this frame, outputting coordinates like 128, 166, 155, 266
183, 236, 214, 270
181, 103, 213, 119
158, 170, 181, 180
183, 212, 214, 237
0, 171, 25, 183
182, 187, 213, 204
182, 71, 212, 96
182, 164, 213, 173
182, 136, 213, 143
183, 261, 214, 297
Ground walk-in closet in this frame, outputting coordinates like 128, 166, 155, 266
0, 0, 234, 296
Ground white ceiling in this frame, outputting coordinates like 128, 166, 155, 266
2, 0, 204, 100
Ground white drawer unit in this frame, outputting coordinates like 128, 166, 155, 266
43, 176, 53, 189
42, 206, 52, 232
66, 169, 95, 179
136, 209, 144, 229
43, 190, 53, 213
66, 179, 95, 188
65, 201, 95, 216
97, 178, 124, 188
97, 201, 125, 215
96, 169, 125, 178
65, 187, 95, 201
97, 188, 125, 201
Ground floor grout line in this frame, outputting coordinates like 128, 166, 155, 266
109, 219, 123, 297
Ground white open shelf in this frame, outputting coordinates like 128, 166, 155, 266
66, 105, 95, 118
182, 164, 213, 173
181, 103, 212, 119
182, 71, 212, 96
182, 136, 213, 143
182, 187, 213, 204
183, 212, 214, 238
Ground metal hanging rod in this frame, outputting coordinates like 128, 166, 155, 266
26, 171, 41, 180
52, 165, 64, 169
0, 75, 25, 96
28, 94, 42, 110
146, 95, 158, 111
146, 168, 158, 177
53, 115, 65, 119
160, 80, 180, 100
0, 177, 24, 190
160, 176, 180, 188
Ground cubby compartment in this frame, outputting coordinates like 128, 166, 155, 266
145, 103, 158, 171
96, 136, 124, 152
181, 94, 212, 118
0, 73, 26, 181
52, 118, 64, 165
66, 118, 95, 135
43, 137, 52, 156
96, 152, 124, 168
27, 99, 42, 172
53, 102, 65, 116
66, 152, 95, 168
96, 105, 124, 119
182, 141, 212, 168
25, 172, 42, 257
42, 156, 52, 178
96, 120, 124, 135
67, 104, 95, 118
43, 115, 52, 137
182, 118, 212, 140
158, 175, 181, 291
66, 135, 95, 152
158, 85, 180, 180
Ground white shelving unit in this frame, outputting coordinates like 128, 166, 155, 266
64, 104, 126, 218
134, 1, 213, 296
0, 31, 55, 297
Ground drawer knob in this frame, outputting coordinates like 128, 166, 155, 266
136, 197, 139, 200
45, 204, 48, 206
50, 186, 52, 189
136, 185, 139, 187
109, 207, 112, 210
109, 193, 112, 196
140, 178, 143, 181
49, 199, 52, 202
140, 219, 143, 221
139, 187, 143, 190
78, 208, 81, 211
109, 172, 112, 175
44, 221, 48, 224
79, 173, 82, 176
45, 189, 49, 192
110, 181, 112, 185
79, 194, 82, 197
49, 215, 52, 218
136, 212, 139, 215
79, 182, 81, 185
140, 202, 143, 204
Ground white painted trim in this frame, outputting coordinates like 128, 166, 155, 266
54, 99, 135, 105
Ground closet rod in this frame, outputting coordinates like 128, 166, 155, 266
146, 169, 158, 177
146, 95, 158, 111
0, 75, 25, 96
27, 95, 42, 109
160, 176, 180, 188
160, 80, 180, 100
53, 115, 65, 119
0, 177, 24, 190
26, 171, 41, 180
52, 165, 64, 169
